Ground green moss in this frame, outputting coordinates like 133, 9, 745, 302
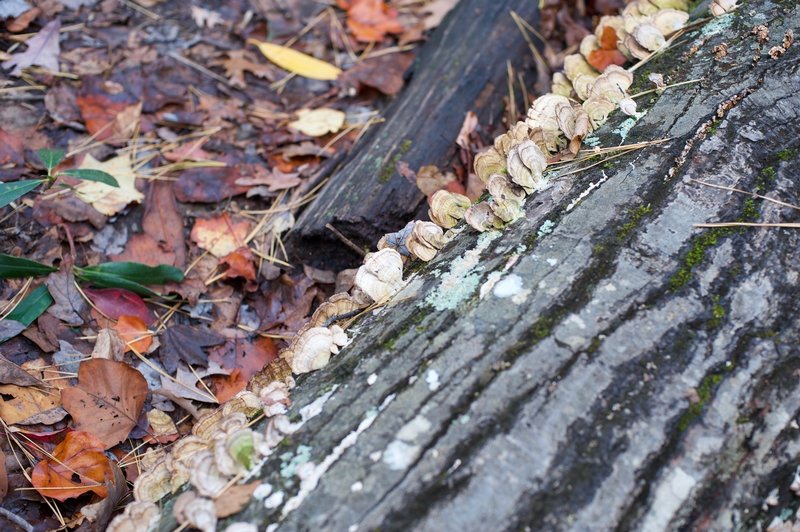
378, 139, 413, 183
531, 315, 556, 341
777, 148, 798, 161
383, 337, 396, 350
669, 227, 731, 290
708, 296, 726, 328
586, 336, 602, 354
741, 197, 759, 221
617, 204, 653, 240
677, 373, 723, 431
706, 118, 721, 136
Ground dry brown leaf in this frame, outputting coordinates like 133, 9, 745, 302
190, 213, 253, 257
61, 359, 148, 449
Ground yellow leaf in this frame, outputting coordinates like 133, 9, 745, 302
74, 154, 144, 216
288, 108, 346, 137
248, 39, 341, 81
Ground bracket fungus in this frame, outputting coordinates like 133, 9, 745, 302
428, 190, 471, 228
353, 248, 405, 303
284, 325, 348, 374
173, 491, 217, 532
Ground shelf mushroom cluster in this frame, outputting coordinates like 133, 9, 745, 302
114, 2, 738, 529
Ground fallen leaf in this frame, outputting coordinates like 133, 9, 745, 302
163, 140, 215, 162
0, 449, 7, 502
31, 430, 113, 502
249, 39, 341, 81
61, 359, 148, 448
587, 26, 627, 71
0, 128, 25, 180
75, 77, 141, 143
0, 355, 42, 387
114, 315, 152, 353
338, 0, 404, 42
456, 111, 478, 150
288, 108, 346, 137
235, 166, 301, 192
341, 52, 413, 95
45, 270, 87, 325
91, 329, 126, 362
160, 325, 225, 374
80, 461, 127, 529
214, 481, 260, 517
160, 362, 229, 403
210, 368, 247, 403
190, 213, 253, 257
422, 0, 459, 30
0, 384, 63, 425
174, 166, 249, 203
220, 247, 257, 283
143, 409, 178, 444
2, 19, 61, 76
211, 49, 277, 89
74, 154, 144, 216
84, 288, 155, 325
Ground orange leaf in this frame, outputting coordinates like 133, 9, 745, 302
588, 26, 627, 71
190, 213, 253, 258
342, 0, 404, 43
60, 359, 148, 449
221, 247, 257, 282
31, 431, 113, 502
211, 368, 248, 403
114, 315, 152, 353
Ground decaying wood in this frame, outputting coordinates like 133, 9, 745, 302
288, 0, 539, 269
159, 1, 800, 530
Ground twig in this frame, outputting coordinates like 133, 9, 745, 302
0, 507, 34, 532
167, 51, 230, 86
325, 223, 367, 257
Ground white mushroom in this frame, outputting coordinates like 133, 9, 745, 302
173, 491, 217, 532
428, 190, 471, 228
506, 140, 548, 194
474, 147, 506, 183
405, 221, 446, 261
353, 248, 404, 303
464, 202, 505, 232
710, 0, 738, 16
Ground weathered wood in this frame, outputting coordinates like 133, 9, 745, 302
288, 0, 539, 269
160, 1, 800, 530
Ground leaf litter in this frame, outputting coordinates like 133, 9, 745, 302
0, 0, 619, 528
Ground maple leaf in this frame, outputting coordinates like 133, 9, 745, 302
2, 19, 61, 76
73, 154, 144, 216
338, 0, 404, 43
31, 431, 113, 502
60, 359, 148, 449
160, 324, 225, 374
211, 50, 277, 89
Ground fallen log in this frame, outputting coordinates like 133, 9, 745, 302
288, 0, 539, 269
159, 1, 800, 530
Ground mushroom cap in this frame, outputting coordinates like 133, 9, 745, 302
652, 9, 689, 35
133, 460, 172, 502
583, 95, 618, 129
173, 491, 217, 532
474, 147, 506, 183
564, 54, 599, 82
309, 292, 363, 327
290, 326, 338, 374
632, 23, 666, 52
190, 450, 229, 497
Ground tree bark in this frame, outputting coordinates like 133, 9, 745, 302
163, 1, 800, 530
287, 0, 539, 269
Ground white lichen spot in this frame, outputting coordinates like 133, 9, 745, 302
537, 219, 556, 237
479, 271, 502, 299
369, 451, 383, 462
266, 524, 278, 532
253, 483, 272, 500
348, 525, 358, 532
566, 172, 610, 212
397, 415, 432, 441
612, 110, 648, 141
640, 467, 696, 531
699, 12, 735, 37
603, 283, 617, 292
425, 369, 440, 391
367, 373, 377, 386
458, 415, 470, 424
493, 274, 524, 298
264, 491, 284, 509
424, 231, 501, 311
280, 445, 312, 478
299, 385, 338, 423
350, 481, 363, 492
408, 375, 418, 385
383, 440, 422, 471
546, 258, 558, 266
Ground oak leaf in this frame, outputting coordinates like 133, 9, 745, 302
31, 430, 113, 501
60, 359, 148, 449
338, 0, 404, 43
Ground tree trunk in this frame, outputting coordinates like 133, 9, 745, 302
164, 1, 800, 530
288, 0, 539, 269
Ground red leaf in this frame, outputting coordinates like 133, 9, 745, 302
221, 247, 257, 282
84, 288, 155, 326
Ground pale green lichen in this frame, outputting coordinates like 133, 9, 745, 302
584, 135, 601, 148
613, 110, 648, 141
537, 219, 556, 238
280, 444, 312, 478
424, 231, 502, 311
699, 13, 735, 37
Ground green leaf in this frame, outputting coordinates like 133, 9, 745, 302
6, 286, 53, 327
0, 254, 57, 279
0, 180, 45, 208
60, 169, 120, 187
37, 148, 65, 172
74, 262, 184, 297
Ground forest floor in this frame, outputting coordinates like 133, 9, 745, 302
0, 0, 619, 529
